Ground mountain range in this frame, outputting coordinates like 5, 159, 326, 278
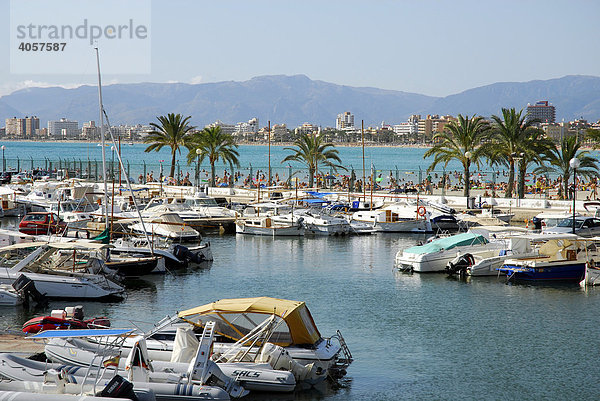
1, 74, 599, 128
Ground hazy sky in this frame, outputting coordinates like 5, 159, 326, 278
1, 0, 599, 97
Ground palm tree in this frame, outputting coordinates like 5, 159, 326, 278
514, 132, 555, 199
423, 114, 491, 197
282, 132, 345, 188
186, 126, 240, 187
535, 136, 599, 199
489, 108, 543, 198
144, 113, 195, 178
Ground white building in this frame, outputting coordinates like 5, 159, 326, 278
48, 118, 79, 138
336, 111, 355, 130
235, 117, 259, 134
393, 119, 418, 136
295, 122, 319, 135
206, 120, 236, 135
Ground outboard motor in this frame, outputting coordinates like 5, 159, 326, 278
100, 375, 138, 400
172, 244, 190, 264
12, 274, 45, 305
172, 244, 206, 265
446, 253, 475, 277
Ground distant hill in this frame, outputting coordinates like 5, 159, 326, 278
0, 74, 599, 128
427, 75, 600, 121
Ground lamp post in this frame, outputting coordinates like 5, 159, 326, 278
196, 148, 201, 191
465, 151, 472, 208
570, 157, 580, 234
1, 145, 5, 173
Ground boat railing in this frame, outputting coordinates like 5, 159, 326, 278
328, 330, 353, 374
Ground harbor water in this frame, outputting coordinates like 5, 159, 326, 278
1, 231, 599, 400
0, 142, 599, 399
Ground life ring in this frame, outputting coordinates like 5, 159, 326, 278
417, 206, 427, 217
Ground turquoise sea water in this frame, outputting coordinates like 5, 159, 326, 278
0, 142, 477, 179
5, 142, 600, 185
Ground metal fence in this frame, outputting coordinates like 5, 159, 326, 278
0, 156, 569, 200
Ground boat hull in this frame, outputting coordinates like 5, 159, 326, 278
0, 273, 125, 300
236, 223, 305, 236
500, 262, 586, 283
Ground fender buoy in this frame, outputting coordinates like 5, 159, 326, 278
417, 206, 427, 217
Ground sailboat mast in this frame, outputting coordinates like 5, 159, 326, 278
361, 120, 366, 204
95, 47, 109, 229
268, 120, 271, 187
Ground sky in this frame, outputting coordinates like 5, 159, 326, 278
1, 0, 599, 98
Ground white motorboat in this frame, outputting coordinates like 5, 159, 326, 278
147, 297, 352, 378
236, 215, 305, 236
140, 196, 236, 233
111, 236, 213, 270
351, 203, 432, 233
299, 211, 351, 236
17, 181, 95, 213
536, 211, 580, 231
0, 242, 126, 300
48, 199, 97, 229
395, 226, 527, 272
128, 212, 201, 241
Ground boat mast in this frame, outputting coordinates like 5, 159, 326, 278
95, 47, 109, 230
361, 120, 366, 204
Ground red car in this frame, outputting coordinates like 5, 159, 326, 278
18, 212, 67, 235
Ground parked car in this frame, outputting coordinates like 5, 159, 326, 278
18, 212, 67, 235
543, 216, 600, 237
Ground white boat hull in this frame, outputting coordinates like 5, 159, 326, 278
396, 242, 504, 273
236, 222, 304, 236
0, 273, 124, 300
44, 338, 297, 393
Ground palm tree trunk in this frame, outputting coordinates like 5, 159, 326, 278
518, 161, 526, 199
563, 173, 569, 200
308, 167, 314, 188
210, 163, 216, 187
505, 160, 514, 198
463, 162, 470, 198
170, 150, 176, 178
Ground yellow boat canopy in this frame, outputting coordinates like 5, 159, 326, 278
177, 297, 321, 346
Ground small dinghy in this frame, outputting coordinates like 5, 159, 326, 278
22, 305, 110, 334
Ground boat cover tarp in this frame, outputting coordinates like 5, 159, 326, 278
178, 297, 321, 346
403, 232, 489, 255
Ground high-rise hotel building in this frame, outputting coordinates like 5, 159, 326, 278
527, 100, 556, 124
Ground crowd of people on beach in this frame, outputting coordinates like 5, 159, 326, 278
11, 165, 600, 201
132, 167, 600, 201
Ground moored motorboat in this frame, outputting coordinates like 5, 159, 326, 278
236, 216, 305, 236
396, 226, 527, 273
0, 242, 126, 300
498, 237, 589, 283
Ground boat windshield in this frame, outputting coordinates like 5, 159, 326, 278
557, 218, 584, 228
186, 198, 219, 207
